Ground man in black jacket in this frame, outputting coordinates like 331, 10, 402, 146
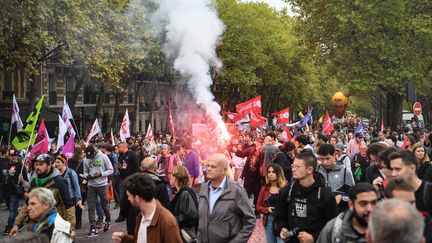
116, 142, 140, 224
1, 149, 27, 235
365, 142, 388, 184
273, 141, 295, 182
275, 152, 337, 243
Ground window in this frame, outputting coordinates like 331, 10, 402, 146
48, 74, 57, 105
66, 76, 74, 92
104, 93, 110, 104
48, 74, 56, 93
84, 85, 96, 104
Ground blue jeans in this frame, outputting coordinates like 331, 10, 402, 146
265, 214, 284, 243
96, 196, 104, 221
6, 195, 20, 227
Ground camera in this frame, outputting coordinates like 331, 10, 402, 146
283, 227, 300, 239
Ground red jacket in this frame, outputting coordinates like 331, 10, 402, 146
256, 185, 278, 226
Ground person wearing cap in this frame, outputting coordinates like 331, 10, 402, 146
83, 145, 114, 237
334, 142, 351, 170
155, 144, 176, 198
346, 132, 364, 158
0, 149, 9, 203
9, 153, 75, 237
1, 149, 28, 235
54, 154, 83, 226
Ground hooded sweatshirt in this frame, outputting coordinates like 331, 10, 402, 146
274, 179, 338, 243
83, 150, 114, 187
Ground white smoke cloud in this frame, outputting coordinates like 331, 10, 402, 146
147, 0, 230, 140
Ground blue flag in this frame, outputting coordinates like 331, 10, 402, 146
354, 121, 366, 136
298, 109, 313, 128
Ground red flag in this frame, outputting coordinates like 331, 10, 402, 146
168, 101, 177, 139
236, 96, 262, 117
274, 107, 290, 124
402, 135, 409, 150
226, 123, 239, 135
281, 126, 292, 142
225, 112, 241, 123
250, 110, 266, 128
29, 119, 49, 161
322, 111, 334, 135
380, 119, 384, 132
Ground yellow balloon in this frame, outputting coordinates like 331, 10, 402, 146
332, 92, 349, 118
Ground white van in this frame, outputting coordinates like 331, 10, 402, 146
402, 111, 424, 128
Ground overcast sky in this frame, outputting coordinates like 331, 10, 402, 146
241, 0, 294, 14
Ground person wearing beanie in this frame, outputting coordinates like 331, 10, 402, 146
54, 154, 83, 229
9, 154, 75, 237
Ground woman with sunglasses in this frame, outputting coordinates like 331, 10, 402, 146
257, 164, 287, 243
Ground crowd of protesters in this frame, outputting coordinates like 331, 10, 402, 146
0, 116, 431, 243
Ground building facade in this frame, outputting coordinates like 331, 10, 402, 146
0, 62, 177, 142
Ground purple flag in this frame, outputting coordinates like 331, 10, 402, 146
354, 120, 366, 136
61, 135, 74, 160
298, 108, 313, 128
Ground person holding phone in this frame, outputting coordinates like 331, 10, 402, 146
256, 164, 287, 243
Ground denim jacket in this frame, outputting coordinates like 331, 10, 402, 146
63, 167, 81, 201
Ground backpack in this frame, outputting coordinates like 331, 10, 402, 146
330, 212, 345, 243
424, 182, 432, 217
337, 155, 347, 166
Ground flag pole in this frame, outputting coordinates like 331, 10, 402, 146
71, 118, 82, 142
19, 130, 36, 175
7, 121, 12, 150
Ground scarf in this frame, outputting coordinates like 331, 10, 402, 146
34, 168, 54, 187
32, 208, 57, 234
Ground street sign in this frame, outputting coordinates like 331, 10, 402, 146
413, 102, 422, 116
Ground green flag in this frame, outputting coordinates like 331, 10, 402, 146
12, 96, 44, 150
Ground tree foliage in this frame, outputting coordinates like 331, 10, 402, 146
287, 0, 432, 127
215, 0, 337, 117
0, 0, 151, 87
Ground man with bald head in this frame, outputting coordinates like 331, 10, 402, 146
141, 157, 172, 211
197, 153, 255, 243
123, 157, 173, 237
117, 142, 141, 233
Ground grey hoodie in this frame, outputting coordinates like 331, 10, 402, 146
83, 150, 114, 187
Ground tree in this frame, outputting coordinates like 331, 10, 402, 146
287, 0, 432, 128
215, 0, 336, 118
0, 0, 151, 113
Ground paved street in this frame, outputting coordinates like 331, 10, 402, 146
0, 201, 265, 243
